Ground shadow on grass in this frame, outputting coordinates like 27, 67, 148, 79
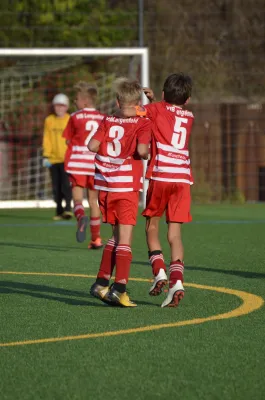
132, 261, 265, 279
0, 280, 159, 307
0, 241, 92, 252
0, 280, 104, 307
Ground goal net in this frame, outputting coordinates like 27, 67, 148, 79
0, 48, 149, 207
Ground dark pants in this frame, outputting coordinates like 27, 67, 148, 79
50, 163, 72, 216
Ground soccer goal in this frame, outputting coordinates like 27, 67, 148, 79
0, 47, 149, 209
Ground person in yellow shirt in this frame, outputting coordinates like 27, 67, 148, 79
42, 93, 73, 220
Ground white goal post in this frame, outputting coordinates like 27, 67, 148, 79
0, 47, 150, 209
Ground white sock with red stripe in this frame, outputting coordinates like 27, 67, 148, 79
90, 217, 101, 241
74, 202, 85, 221
149, 250, 167, 276
169, 260, 184, 288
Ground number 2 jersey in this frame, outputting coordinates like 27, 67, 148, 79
145, 101, 194, 184
92, 116, 151, 192
63, 108, 105, 176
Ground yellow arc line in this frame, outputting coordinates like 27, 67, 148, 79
0, 271, 263, 348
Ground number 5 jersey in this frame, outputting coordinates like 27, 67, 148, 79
145, 102, 194, 184
92, 116, 151, 192
63, 108, 105, 176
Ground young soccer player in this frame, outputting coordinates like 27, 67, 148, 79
63, 82, 105, 249
142, 73, 194, 308
42, 93, 72, 221
88, 78, 151, 307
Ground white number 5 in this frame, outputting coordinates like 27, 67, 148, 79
107, 126, 124, 157
85, 120, 99, 145
171, 117, 187, 149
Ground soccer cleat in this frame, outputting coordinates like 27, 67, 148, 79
149, 268, 168, 296
161, 280, 185, 308
88, 237, 104, 250
76, 216, 88, 243
108, 288, 137, 307
63, 211, 74, 220
90, 282, 111, 304
53, 215, 63, 221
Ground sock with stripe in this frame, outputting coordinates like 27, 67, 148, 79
148, 250, 167, 276
96, 239, 117, 285
90, 217, 101, 241
74, 202, 85, 221
114, 244, 132, 292
169, 260, 184, 288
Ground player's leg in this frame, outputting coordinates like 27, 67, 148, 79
59, 163, 73, 219
50, 163, 64, 220
108, 223, 136, 307
145, 216, 168, 295
87, 185, 102, 249
107, 192, 138, 307
161, 183, 191, 308
71, 183, 88, 243
142, 180, 168, 295
90, 224, 117, 303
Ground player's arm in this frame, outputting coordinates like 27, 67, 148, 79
87, 118, 105, 153
62, 117, 74, 145
137, 119, 152, 160
42, 118, 52, 158
143, 87, 156, 103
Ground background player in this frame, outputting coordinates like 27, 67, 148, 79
42, 93, 72, 221
63, 82, 105, 249
88, 78, 151, 307
142, 73, 194, 308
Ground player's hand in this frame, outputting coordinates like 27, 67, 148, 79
143, 87, 155, 103
42, 158, 52, 168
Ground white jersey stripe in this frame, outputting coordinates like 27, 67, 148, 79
94, 185, 134, 192
65, 170, 94, 175
68, 162, 95, 169
153, 166, 190, 174
70, 154, 95, 160
156, 154, 190, 165
95, 162, 132, 173
157, 142, 189, 156
72, 145, 88, 152
96, 154, 126, 165
95, 174, 133, 183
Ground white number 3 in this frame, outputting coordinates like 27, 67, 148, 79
171, 117, 187, 149
107, 126, 124, 157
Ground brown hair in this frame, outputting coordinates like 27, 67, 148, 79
73, 81, 98, 102
114, 77, 142, 107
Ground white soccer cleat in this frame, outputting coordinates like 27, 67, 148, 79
149, 268, 168, 296
161, 280, 185, 308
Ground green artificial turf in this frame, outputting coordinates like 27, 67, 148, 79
0, 204, 264, 400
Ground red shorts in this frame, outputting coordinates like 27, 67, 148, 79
68, 174, 95, 190
99, 191, 139, 225
142, 180, 192, 223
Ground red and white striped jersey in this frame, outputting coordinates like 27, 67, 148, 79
63, 108, 105, 176
145, 102, 194, 184
92, 116, 151, 192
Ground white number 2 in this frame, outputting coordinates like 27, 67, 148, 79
107, 126, 124, 157
171, 117, 188, 149
84, 120, 99, 145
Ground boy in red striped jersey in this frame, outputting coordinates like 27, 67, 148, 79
63, 82, 105, 249
88, 78, 151, 307
142, 73, 194, 307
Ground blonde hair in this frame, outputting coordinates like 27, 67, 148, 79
114, 77, 142, 106
73, 81, 98, 102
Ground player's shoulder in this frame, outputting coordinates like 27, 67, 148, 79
164, 102, 194, 119
45, 114, 57, 124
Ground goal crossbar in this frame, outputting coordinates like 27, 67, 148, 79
0, 47, 150, 208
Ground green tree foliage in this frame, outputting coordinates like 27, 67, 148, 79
0, 0, 137, 47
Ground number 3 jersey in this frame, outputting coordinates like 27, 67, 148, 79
92, 116, 151, 192
63, 108, 105, 176
145, 101, 194, 184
